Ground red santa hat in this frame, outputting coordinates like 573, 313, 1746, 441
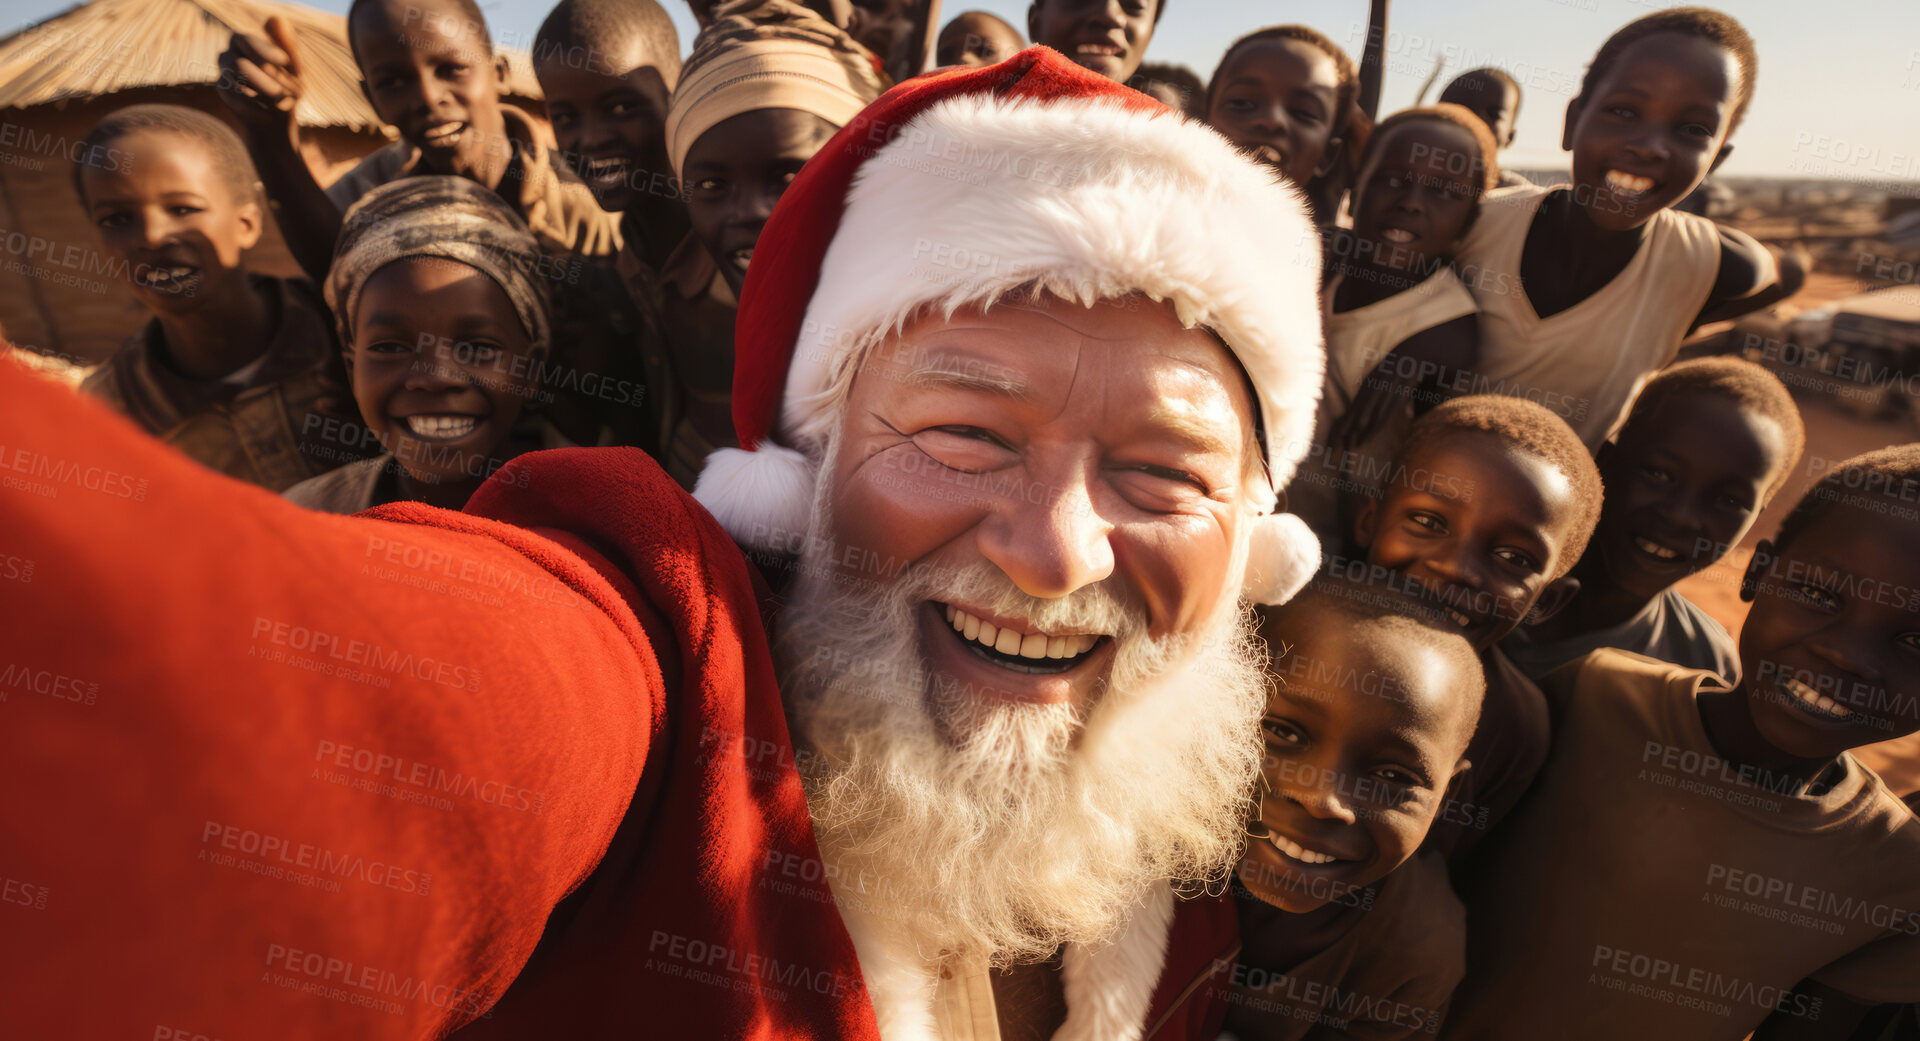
693, 46, 1325, 605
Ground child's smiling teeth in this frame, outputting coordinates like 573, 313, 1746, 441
402, 414, 480, 440
1380, 228, 1416, 244
1265, 832, 1344, 865
1633, 536, 1681, 561
944, 604, 1100, 661
1780, 675, 1853, 719
137, 266, 198, 290
584, 157, 631, 184
1074, 43, 1122, 57
1605, 169, 1656, 196
423, 122, 466, 145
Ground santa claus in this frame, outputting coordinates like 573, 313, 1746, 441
0, 49, 1322, 1041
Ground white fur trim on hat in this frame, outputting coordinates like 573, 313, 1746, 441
692, 442, 817, 554
782, 93, 1325, 506
1243, 512, 1322, 606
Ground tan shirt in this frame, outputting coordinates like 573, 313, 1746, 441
1289, 268, 1479, 541
1321, 268, 1479, 411
1225, 853, 1465, 1040
325, 105, 621, 259
80, 275, 358, 491
1443, 650, 1920, 1040
1452, 184, 1769, 449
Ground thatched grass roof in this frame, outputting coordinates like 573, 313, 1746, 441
0, 0, 544, 131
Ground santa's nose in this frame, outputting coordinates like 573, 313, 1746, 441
977, 469, 1114, 599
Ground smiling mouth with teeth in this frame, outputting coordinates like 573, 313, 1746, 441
1632, 535, 1682, 561
136, 266, 201, 293
943, 603, 1102, 672
730, 248, 753, 272
422, 122, 466, 146
1258, 831, 1348, 866
400, 414, 482, 441
1379, 228, 1417, 245
1778, 674, 1855, 721
1074, 43, 1123, 58
1244, 144, 1285, 169
583, 158, 631, 183
1604, 169, 1657, 196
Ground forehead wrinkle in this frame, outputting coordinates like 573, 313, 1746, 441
899, 364, 1030, 400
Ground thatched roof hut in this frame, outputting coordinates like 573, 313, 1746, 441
0, 0, 547, 363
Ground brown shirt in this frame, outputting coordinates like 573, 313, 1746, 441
1426, 648, 1548, 869
80, 275, 359, 491
1225, 853, 1466, 1040
1443, 650, 1920, 1040
617, 232, 740, 489
324, 106, 621, 259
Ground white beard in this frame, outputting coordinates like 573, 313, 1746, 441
776, 528, 1268, 969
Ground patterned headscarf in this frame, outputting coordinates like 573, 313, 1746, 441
665, 0, 887, 178
325, 177, 553, 354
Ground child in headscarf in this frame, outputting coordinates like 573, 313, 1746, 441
282, 178, 572, 514
636, 0, 885, 489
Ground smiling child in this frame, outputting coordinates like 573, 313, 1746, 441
216, 0, 619, 281
1204, 26, 1363, 229
645, 0, 884, 487
1290, 104, 1496, 548
76, 105, 360, 491
1226, 576, 1484, 1040
534, 0, 686, 271
1027, 0, 1161, 83
1349, 395, 1602, 864
282, 178, 567, 513
1442, 445, 1920, 1040
1450, 7, 1804, 450
1505, 357, 1805, 686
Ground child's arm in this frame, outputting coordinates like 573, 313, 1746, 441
904, 0, 942, 79
1329, 314, 1478, 450
1689, 230, 1808, 331
1357, 0, 1389, 120
216, 17, 343, 283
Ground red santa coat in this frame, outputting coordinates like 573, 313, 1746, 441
0, 359, 1233, 1039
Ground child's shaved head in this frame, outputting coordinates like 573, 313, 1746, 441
1397, 396, 1603, 578
1772, 444, 1920, 555
1209, 25, 1359, 141
1364, 104, 1502, 192
1582, 7, 1757, 137
1268, 576, 1486, 755
1622, 357, 1804, 500
536, 0, 683, 82
347, 0, 492, 59
1244, 574, 1483, 911
73, 105, 256, 206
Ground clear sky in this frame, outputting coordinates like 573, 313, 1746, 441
4, 0, 1915, 182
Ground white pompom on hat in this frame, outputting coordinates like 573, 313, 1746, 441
693, 46, 1326, 604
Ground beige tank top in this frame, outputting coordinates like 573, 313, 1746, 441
1321, 266, 1480, 413
1452, 183, 1738, 448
